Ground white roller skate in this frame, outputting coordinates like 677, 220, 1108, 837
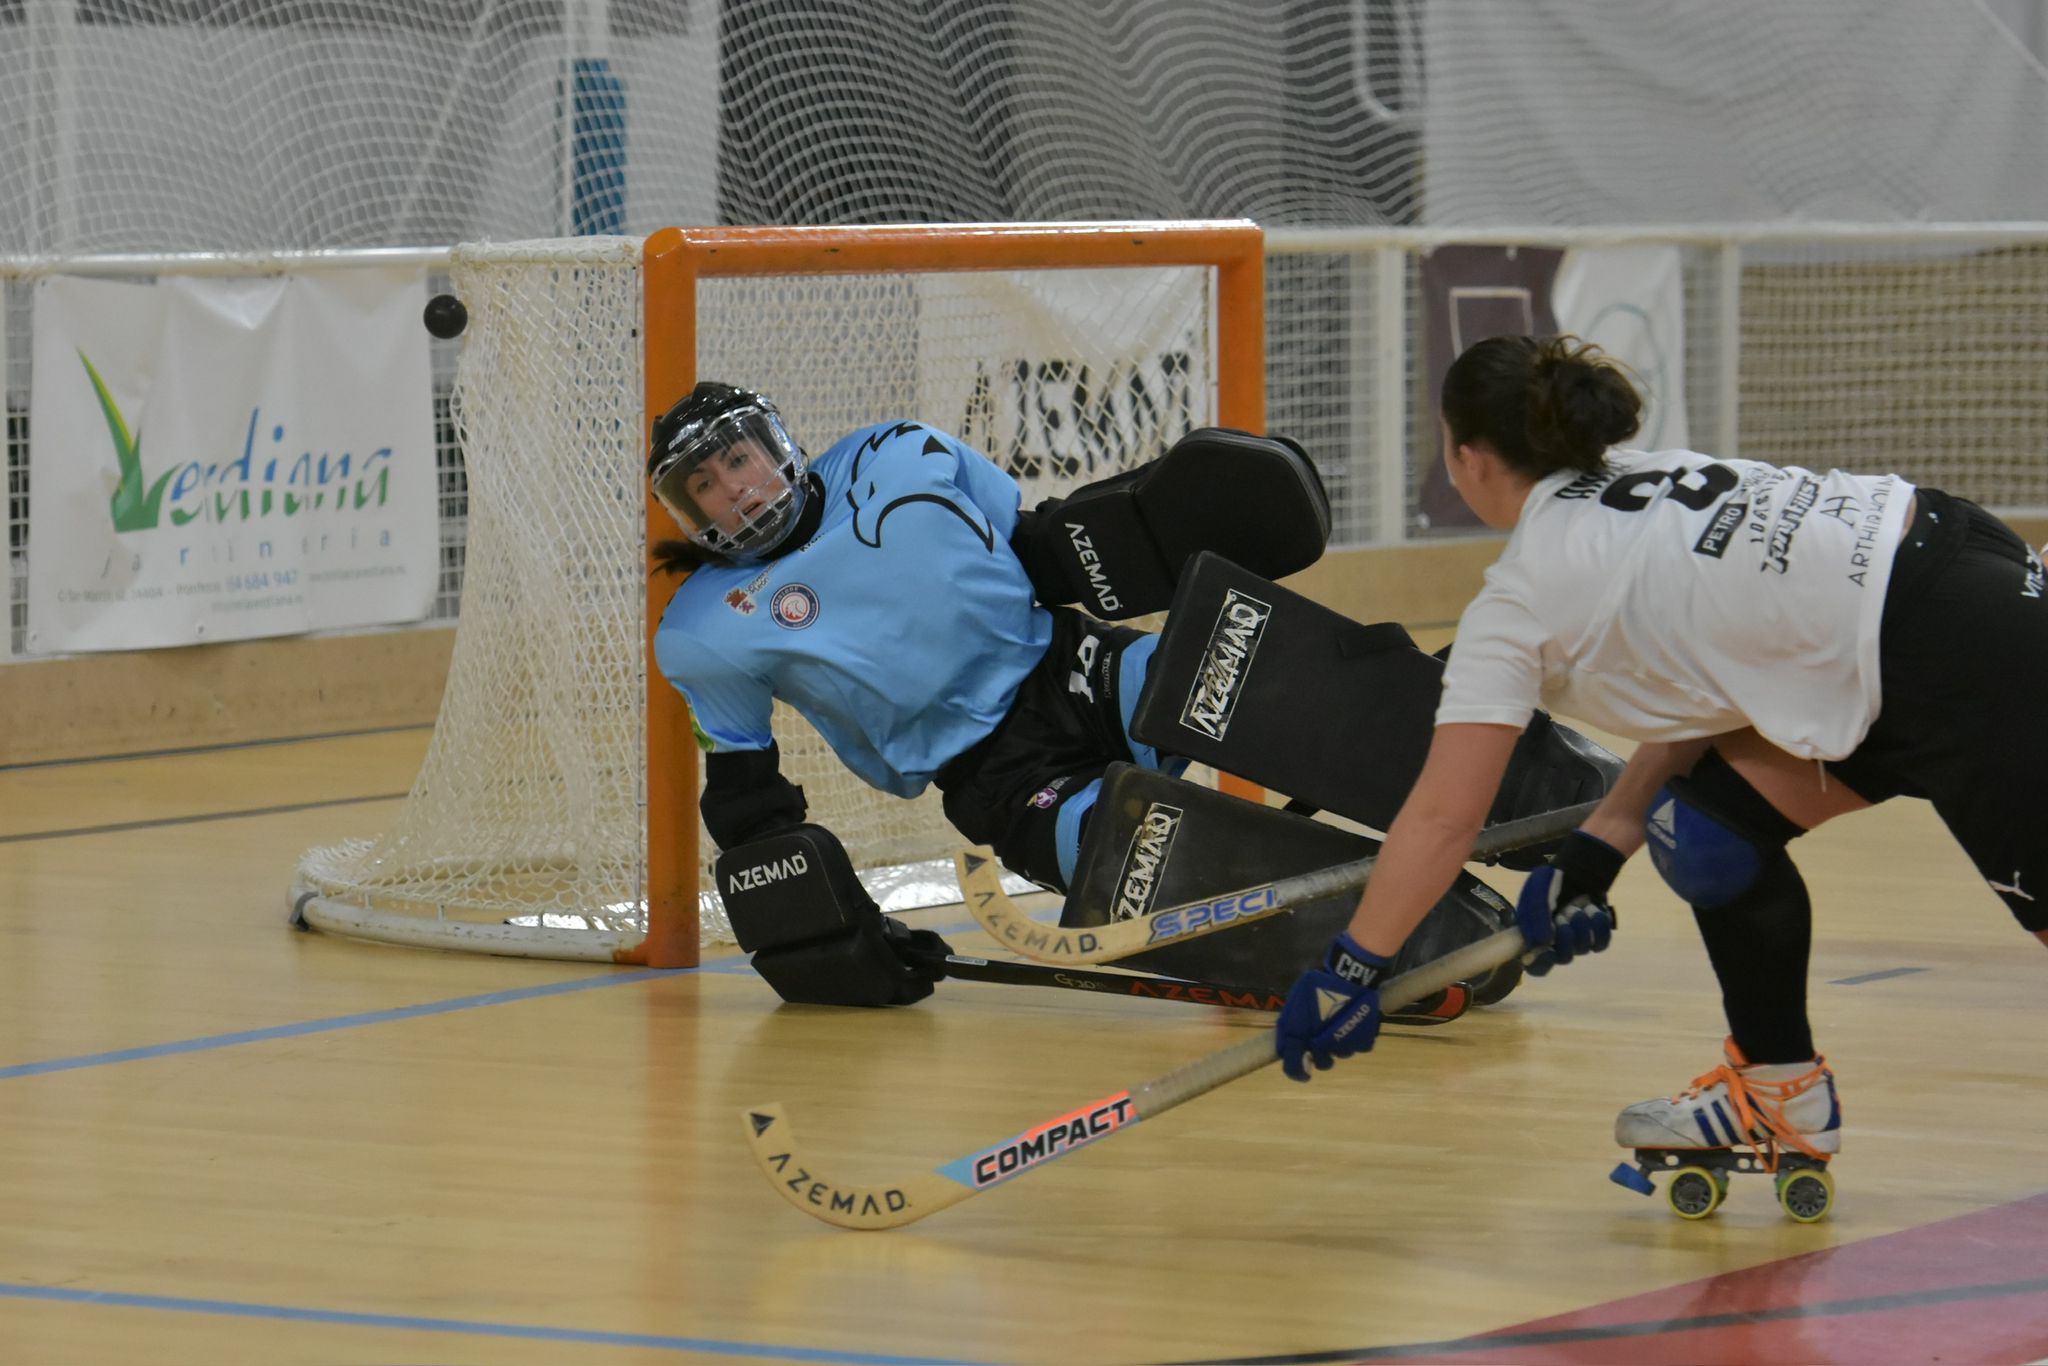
1609, 1039, 1840, 1222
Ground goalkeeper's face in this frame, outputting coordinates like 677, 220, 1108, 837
651, 405, 808, 561
684, 439, 786, 532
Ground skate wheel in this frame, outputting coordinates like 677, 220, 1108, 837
1665, 1165, 1726, 1219
1775, 1167, 1834, 1223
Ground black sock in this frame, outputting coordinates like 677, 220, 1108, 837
1691, 853, 1816, 1065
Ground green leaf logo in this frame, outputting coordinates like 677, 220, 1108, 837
83, 350, 174, 533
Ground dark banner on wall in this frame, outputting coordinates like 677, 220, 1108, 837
1417, 245, 1562, 532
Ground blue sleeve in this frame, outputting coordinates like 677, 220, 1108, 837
933, 431, 1024, 542
654, 629, 776, 754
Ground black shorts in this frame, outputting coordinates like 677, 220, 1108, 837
934, 608, 1171, 893
1824, 489, 2048, 930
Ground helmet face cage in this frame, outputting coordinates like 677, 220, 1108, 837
649, 400, 809, 562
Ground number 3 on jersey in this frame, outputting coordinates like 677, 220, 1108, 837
1601, 462, 1738, 512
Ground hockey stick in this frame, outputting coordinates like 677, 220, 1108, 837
960, 799, 1599, 967
919, 951, 1471, 1026
742, 922, 1530, 1230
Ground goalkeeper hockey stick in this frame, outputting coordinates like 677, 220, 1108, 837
919, 951, 1471, 1026
961, 799, 1599, 967
741, 920, 1529, 1230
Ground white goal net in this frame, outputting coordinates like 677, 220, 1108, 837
291, 230, 1230, 957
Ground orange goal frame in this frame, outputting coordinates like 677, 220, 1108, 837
634, 221, 1267, 967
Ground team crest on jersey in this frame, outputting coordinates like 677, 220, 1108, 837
724, 588, 757, 615
770, 583, 821, 629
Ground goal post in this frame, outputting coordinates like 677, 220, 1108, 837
292, 220, 1265, 969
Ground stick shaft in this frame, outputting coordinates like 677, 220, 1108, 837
926, 953, 1286, 1010
1129, 926, 1527, 1113
967, 798, 1598, 967
1252, 799, 1599, 917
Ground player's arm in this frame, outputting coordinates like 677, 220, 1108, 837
1345, 722, 1523, 956
1578, 737, 1715, 856
654, 623, 796, 849
663, 618, 952, 1006
1273, 722, 1519, 1082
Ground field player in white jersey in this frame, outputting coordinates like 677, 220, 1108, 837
1274, 333, 2048, 1174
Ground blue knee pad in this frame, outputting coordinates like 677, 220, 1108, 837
1645, 781, 1782, 910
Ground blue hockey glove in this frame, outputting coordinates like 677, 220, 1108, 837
1276, 932, 1392, 1083
1515, 829, 1626, 976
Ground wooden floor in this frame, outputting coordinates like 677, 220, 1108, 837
4, 726, 2047, 1365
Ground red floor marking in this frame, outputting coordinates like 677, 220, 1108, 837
1384, 1192, 2048, 1365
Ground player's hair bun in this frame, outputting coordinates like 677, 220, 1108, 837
1525, 337, 1643, 473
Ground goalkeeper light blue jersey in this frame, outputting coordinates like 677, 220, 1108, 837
653, 421, 1055, 798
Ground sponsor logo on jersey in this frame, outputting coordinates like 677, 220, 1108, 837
1110, 801, 1183, 920
964, 1093, 1137, 1187
724, 851, 811, 891
1145, 884, 1279, 943
1693, 500, 1746, 559
770, 583, 820, 629
1026, 775, 1071, 810
1845, 474, 1895, 586
1179, 588, 1271, 740
1063, 522, 1123, 615
1761, 476, 1821, 575
724, 587, 757, 615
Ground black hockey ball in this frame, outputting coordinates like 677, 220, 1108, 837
423, 293, 468, 340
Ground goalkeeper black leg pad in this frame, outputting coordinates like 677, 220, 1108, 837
1131, 552, 1620, 858
1064, 763, 1519, 1002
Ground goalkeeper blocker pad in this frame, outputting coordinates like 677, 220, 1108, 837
1010, 427, 1331, 619
1062, 763, 1519, 1002
718, 824, 936, 1007
1131, 551, 1622, 865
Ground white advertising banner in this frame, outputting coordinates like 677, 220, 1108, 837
27, 268, 437, 652
914, 267, 1212, 504
1553, 245, 1692, 453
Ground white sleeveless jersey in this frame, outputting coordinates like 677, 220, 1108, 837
1438, 449, 1915, 760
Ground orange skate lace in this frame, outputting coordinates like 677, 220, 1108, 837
1673, 1056, 1833, 1171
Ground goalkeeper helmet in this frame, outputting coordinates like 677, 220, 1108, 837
648, 382, 810, 563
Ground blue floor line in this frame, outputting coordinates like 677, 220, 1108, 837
0, 1282, 977, 1364
0, 912, 1000, 1081
0, 968, 683, 1081
1829, 966, 1929, 986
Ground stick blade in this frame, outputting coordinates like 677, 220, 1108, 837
740, 1102, 970, 1231
956, 846, 1119, 963
956, 844, 1291, 966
